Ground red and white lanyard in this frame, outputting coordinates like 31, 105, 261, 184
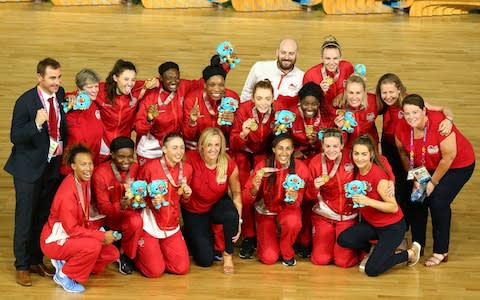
160, 157, 185, 188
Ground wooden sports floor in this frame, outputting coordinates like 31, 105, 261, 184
0, 3, 479, 299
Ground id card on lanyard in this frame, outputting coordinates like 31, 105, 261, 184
407, 125, 429, 181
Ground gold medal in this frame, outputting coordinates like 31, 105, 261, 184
144, 78, 156, 89
256, 169, 265, 178
249, 120, 258, 131
177, 185, 184, 196
326, 76, 334, 86
149, 104, 159, 118
305, 125, 314, 136
321, 175, 330, 183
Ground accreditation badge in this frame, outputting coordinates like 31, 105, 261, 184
48, 138, 59, 162
407, 170, 414, 181
412, 166, 432, 184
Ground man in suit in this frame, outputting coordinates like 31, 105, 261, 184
4, 57, 67, 286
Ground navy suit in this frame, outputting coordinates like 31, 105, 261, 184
4, 86, 67, 270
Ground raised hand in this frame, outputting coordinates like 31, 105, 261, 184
144, 77, 159, 89
189, 97, 200, 123
320, 78, 330, 93
147, 104, 158, 122
35, 108, 48, 128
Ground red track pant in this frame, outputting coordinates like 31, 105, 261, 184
104, 210, 143, 259
297, 200, 315, 247
41, 235, 119, 283
311, 214, 358, 268
234, 151, 267, 239
135, 230, 190, 278
255, 207, 301, 264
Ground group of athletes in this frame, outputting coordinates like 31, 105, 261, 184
6, 35, 475, 293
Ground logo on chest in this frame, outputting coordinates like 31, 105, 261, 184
344, 163, 354, 173
366, 112, 375, 122
427, 145, 439, 154
288, 83, 298, 90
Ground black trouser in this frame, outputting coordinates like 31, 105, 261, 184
13, 158, 62, 270
410, 163, 474, 254
381, 139, 413, 229
338, 219, 407, 277
182, 195, 239, 267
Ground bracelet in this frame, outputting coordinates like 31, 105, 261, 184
431, 179, 439, 186
446, 116, 454, 123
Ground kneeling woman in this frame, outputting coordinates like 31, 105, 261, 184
40, 145, 119, 293
306, 128, 358, 267
243, 134, 310, 266
135, 133, 193, 277
337, 135, 421, 276
182, 128, 242, 274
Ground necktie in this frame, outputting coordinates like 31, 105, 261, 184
47, 97, 58, 140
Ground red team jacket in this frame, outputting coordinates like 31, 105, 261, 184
182, 88, 240, 145
135, 78, 204, 144
91, 161, 140, 218
305, 152, 356, 217
137, 158, 193, 230
243, 159, 310, 214
303, 60, 354, 122
96, 80, 145, 146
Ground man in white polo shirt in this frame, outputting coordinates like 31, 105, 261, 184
240, 38, 304, 109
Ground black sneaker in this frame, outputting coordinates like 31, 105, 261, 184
118, 253, 133, 275
295, 244, 312, 259
213, 250, 224, 261
239, 237, 255, 259
282, 257, 297, 267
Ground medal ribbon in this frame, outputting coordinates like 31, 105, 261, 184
409, 122, 428, 170
298, 106, 322, 134
202, 91, 217, 117
160, 157, 184, 188
157, 88, 176, 107
111, 162, 131, 184
252, 107, 272, 125
74, 176, 90, 222
321, 153, 342, 179
321, 65, 340, 85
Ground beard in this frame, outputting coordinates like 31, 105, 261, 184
277, 58, 295, 71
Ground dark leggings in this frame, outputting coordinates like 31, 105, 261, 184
182, 195, 239, 267
410, 163, 474, 253
381, 139, 413, 229
338, 219, 407, 277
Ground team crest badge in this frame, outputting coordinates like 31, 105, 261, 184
427, 145, 439, 154
344, 163, 354, 173
366, 112, 375, 122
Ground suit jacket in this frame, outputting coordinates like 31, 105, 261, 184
4, 86, 67, 183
